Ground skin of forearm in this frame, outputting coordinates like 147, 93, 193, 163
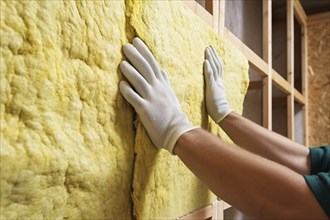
174, 128, 327, 219
219, 112, 310, 175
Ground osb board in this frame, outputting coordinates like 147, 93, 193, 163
0, 1, 135, 219
307, 21, 330, 146
128, 0, 249, 219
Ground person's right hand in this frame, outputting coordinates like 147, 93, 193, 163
203, 46, 232, 123
119, 38, 196, 154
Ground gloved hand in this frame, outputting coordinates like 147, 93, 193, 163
203, 46, 232, 123
119, 37, 196, 154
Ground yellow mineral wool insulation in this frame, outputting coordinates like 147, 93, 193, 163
1, 0, 250, 219
128, 0, 249, 219
0, 1, 134, 219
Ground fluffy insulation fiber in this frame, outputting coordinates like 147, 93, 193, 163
0, 1, 134, 219
128, 1, 249, 219
0, 0, 249, 219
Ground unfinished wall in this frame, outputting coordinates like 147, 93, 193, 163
129, 1, 249, 218
307, 19, 330, 146
0, 1, 135, 219
0, 0, 249, 219
224, 0, 263, 125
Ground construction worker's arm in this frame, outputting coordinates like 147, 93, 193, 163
119, 38, 327, 219
174, 128, 327, 219
204, 47, 310, 175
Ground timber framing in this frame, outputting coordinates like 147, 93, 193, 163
180, 0, 309, 218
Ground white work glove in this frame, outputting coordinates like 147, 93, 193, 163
119, 37, 196, 154
203, 46, 232, 123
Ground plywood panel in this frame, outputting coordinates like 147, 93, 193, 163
307, 19, 330, 146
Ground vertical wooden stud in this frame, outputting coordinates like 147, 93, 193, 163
212, 0, 220, 34
218, 0, 225, 35
212, 200, 224, 220
302, 24, 309, 146
294, 0, 308, 146
287, 0, 295, 139
262, 0, 272, 130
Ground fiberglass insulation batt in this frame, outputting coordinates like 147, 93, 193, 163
128, 0, 249, 219
0, 0, 249, 219
0, 1, 134, 219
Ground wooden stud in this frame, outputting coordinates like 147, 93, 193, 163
177, 200, 228, 220
262, 0, 272, 130
182, 1, 213, 26
218, 0, 226, 35
212, 0, 220, 34
294, 0, 307, 26
272, 70, 291, 95
222, 201, 231, 211
212, 200, 224, 220
307, 12, 330, 26
183, 0, 308, 142
179, 0, 310, 217
293, 0, 308, 145
302, 24, 309, 146
224, 28, 269, 77
178, 203, 213, 220
294, 88, 305, 105
287, 0, 295, 140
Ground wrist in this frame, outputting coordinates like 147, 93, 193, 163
163, 112, 198, 154
218, 111, 236, 127
211, 104, 232, 124
215, 108, 233, 124
172, 127, 200, 155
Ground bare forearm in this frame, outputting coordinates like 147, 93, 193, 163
174, 129, 326, 219
219, 112, 310, 175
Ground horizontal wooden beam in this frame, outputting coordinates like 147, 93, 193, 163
307, 12, 330, 26
222, 201, 231, 210
272, 70, 291, 95
271, 89, 305, 106
178, 203, 212, 219
178, 200, 223, 219
224, 28, 269, 77
294, 88, 305, 105
294, 0, 307, 26
182, 1, 213, 26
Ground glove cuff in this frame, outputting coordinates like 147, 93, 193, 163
167, 126, 199, 155
214, 107, 233, 124
162, 113, 197, 154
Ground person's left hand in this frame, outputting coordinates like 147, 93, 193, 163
203, 46, 232, 123
119, 37, 196, 154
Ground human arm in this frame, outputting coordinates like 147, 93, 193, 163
119, 39, 326, 218
174, 128, 328, 219
220, 112, 310, 175
204, 46, 310, 175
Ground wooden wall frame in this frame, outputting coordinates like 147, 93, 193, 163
180, 0, 309, 218
263, 0, 273, 129
178, 200, 231, 220
287, 0, 295, 139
